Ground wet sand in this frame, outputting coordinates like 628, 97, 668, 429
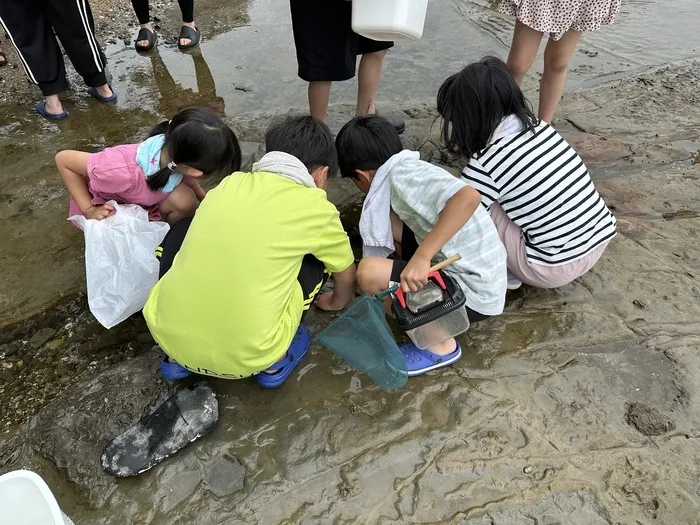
1, 1, 700, 524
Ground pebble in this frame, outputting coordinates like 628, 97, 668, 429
204, 456, 246, 496
29, 328, 57, 349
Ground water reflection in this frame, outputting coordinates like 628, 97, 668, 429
149, 50, 225, 117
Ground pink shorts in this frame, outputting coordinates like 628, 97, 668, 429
489, 203, 609, 289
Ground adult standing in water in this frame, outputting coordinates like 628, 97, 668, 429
500, 0, 621, 122
289, 0, 404, 133
0, 0, 116, 119
131, 0, 200, 52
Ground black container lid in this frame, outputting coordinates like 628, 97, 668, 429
392, 271, 466, 330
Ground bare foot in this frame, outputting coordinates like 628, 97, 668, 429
427, 338, 458, 356
179, 21, 197, 47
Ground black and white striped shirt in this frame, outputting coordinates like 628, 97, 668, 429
463, 120, 616, 266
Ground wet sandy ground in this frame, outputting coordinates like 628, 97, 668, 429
1, 1, 700, 524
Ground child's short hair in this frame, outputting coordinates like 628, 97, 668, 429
335, 116, 403, 179
265, 116, 339, 176
437, 56, 537, 159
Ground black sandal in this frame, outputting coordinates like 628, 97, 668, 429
134, 28, 158, 52
177, 25, 201, 50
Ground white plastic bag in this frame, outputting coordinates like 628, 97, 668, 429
69, 201, 170, 329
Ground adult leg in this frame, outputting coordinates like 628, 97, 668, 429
356, 49, 386, 116
506, 20, 543, 85
539, 29, 582, 123
0, 0, 67, 115
308, 81, 332, 122
177, 0, 197, 47
131, 0, 156, 50
290, 0, 356, 121
45, 0, 113, 99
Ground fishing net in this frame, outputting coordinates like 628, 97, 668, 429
316, 292, 407, 391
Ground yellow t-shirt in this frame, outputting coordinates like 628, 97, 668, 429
143, 172, 354, 378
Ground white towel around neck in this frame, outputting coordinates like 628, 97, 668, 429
252, 151, 316, 188
360, 149, 419, 258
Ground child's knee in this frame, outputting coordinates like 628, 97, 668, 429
167, 184, 198, 212
357, 257, 389, 294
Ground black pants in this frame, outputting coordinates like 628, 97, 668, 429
131, 0, 194, 25
0, 0, 107, 96
157, 218, 329, 319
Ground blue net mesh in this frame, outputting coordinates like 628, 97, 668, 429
316, 295, 407, 391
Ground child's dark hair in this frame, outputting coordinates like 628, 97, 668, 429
437, 56, 538, 159
146, 107, 242, 191
265, 116, 339, 176
335, 116, 403, 179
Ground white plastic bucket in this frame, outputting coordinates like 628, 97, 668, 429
352, 0, 429, 41
0, 470, 71, 525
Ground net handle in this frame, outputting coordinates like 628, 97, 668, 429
374, 253, 462, 300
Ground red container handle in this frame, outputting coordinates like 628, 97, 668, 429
395, 270, 447, 309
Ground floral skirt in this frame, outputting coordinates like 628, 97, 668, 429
499, 0, 621, 40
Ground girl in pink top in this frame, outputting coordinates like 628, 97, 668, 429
56, 107, 242, 224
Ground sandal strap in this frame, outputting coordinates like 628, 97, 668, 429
136, 28, 155, 41
179, 26, 199, 39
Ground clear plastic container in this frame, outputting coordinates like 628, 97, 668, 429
404, 306, 470, 349
351, 0, 429, 42
392, 272, 470, 349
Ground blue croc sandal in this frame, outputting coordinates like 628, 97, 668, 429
161, 356, 193, 381
35, 100, 68, 120
399, 342, 462, 377
256, 325, 311, 389
88, 85, 117, 103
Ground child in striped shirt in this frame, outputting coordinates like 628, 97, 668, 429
437, 56, 616, 289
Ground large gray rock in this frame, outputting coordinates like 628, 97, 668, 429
29, 351, 172, 508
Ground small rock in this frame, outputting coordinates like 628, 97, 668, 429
625, 402, 675, 436
0, 343, 8, 356
632, 299, 648, 309
46, 338, 65, 351
29, 328, 57, 349
204, 456, 246, 496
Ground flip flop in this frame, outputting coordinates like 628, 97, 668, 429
101, 382, 219, 477
134, 27, 158, 52
35, 100, 68, 120
399, 341, 462, 377
177, 25, 201, 50
87, 85, 117, 103
161, 356, 193, 380
0, 51, 7, 68
256, 325, 311, 389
